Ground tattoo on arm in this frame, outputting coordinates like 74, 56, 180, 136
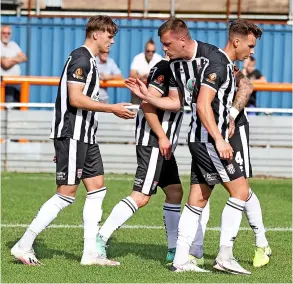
233, 71, 254, 112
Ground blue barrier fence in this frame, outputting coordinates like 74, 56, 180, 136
1, 16, 292, 108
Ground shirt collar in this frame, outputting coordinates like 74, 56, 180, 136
82, 45, 95, 59
219, 49, 234, 64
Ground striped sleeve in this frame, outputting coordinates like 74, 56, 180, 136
201, 61, 227, 92
67, 55, 91, 84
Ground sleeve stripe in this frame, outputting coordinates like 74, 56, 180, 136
67, 81, 86, 85
169, 87, 179, 91
201, 83, 217, 93
149, 83, 164, 95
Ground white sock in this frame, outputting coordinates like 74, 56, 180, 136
99, 196, 138, 242
163, 203, 181, 249
220, 197, 245, 249
244, 188, 268, 247
83, 187, 107, 256
173, 204, 202, 266
18, 193, 75, 250
190, 199, 210, 258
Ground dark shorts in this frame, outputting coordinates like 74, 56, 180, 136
54, 137, 104, 185
229, 123, 253, 179
189, 141, 244, 187
133, 146, 181, 195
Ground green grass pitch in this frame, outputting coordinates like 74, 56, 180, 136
1, 172, 292, 283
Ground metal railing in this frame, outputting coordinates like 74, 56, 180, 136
1, 75, 292, 111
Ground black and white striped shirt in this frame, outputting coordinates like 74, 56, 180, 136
50, 45, 100, 144
169, 41, 238, 143
135, 59, 183, 151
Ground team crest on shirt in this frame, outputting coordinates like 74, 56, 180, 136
186, 78, 197, 92
206, 73, 217, 84
155, 75, 164, 85
73, 68, 84, 80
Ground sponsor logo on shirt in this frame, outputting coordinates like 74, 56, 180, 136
186, 78, 197, 92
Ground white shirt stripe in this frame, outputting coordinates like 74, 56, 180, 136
56, 57, 72, 137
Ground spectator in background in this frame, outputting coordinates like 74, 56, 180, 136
130, 39, 162, 104
1, 25, 27, 102
96, 51, 123, 103
242, 55, 266, 115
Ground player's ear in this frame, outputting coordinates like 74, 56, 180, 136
93, 32, 99, 40
233, 37, 240, 49
179, 36, 186, 47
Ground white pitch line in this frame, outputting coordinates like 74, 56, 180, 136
1, 224, 292, 231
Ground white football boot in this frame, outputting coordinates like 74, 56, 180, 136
214, 257, 251, 275
11, 242, 41, 266
170, 260, 210, 273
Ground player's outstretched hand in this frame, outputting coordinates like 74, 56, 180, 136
158, 136, 172, 160
125, 78, 148, 100
112, 103, 136, 119
228, 115, 235, 138
215, 138, 234, 160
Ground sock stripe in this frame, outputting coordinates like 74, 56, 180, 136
163, 205, 181, 210
163, 208, 181, 212
87, 187, 107, 196
185, 204, 202, 215
246, 191, 253, 202
227, 200, 244, 210
125, 197, 138, 210
121, 199, 136, 214
226, 202, 244, 212
186, 204, 202, 214
57, 194, 75, 203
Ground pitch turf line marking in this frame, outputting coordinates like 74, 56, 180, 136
1, 224, 292, 231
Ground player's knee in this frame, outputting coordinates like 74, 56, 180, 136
164, 184, 183, 204
130, 191, 150, 208
83, 176, 105, 190
57, 185, 77, 197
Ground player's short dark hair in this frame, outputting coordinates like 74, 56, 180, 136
86, 15, 118, 38
158, 17, 190, 38
229, 19, 262, 40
